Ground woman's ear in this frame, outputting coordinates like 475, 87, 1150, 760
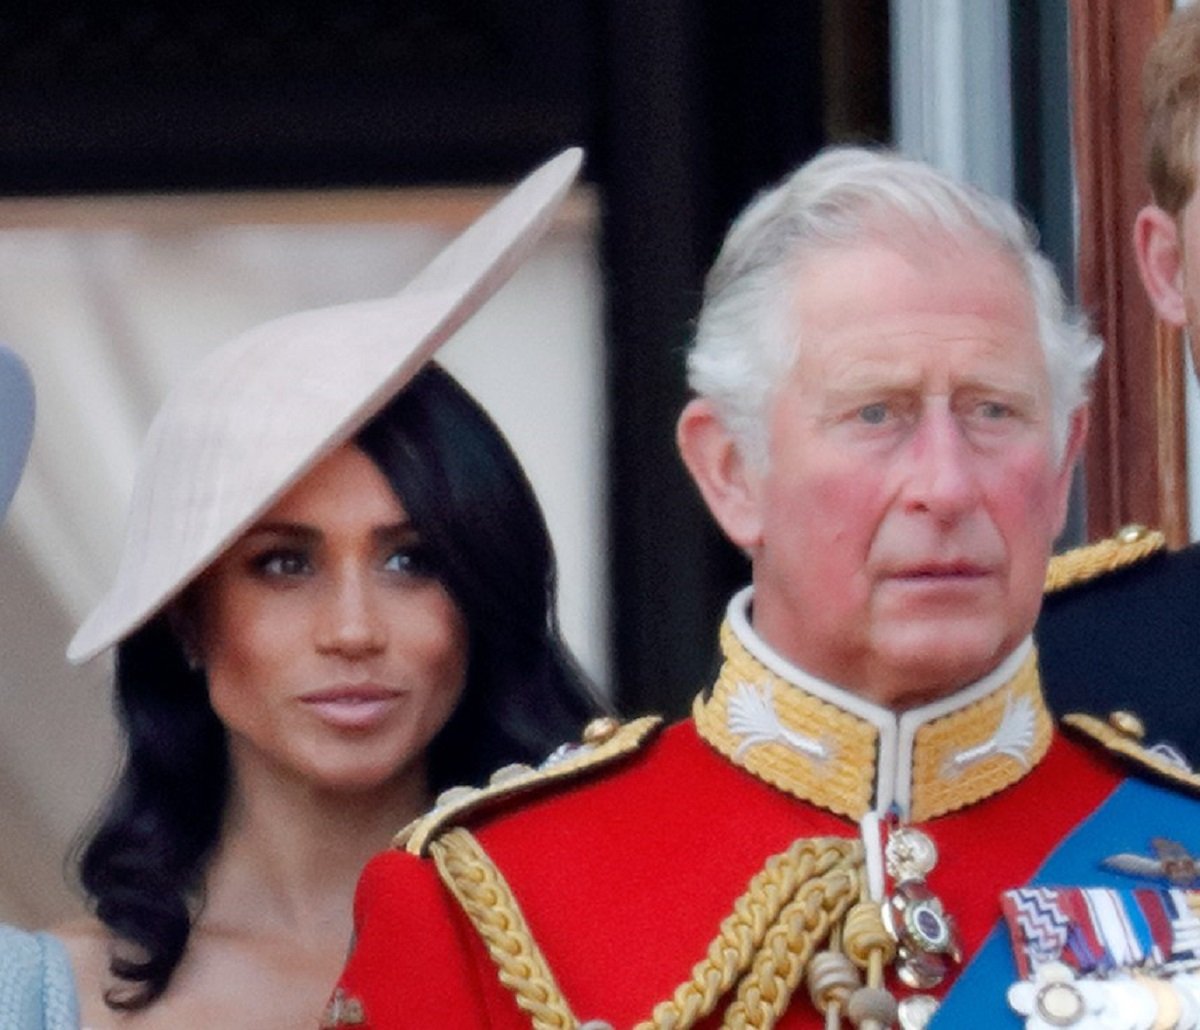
676, 398, 765, 551
166, 596, 205, 672
1134, 204, 1189, 327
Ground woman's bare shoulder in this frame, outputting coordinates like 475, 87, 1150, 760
49, 918, 110, 1006
51, 917, 107, 958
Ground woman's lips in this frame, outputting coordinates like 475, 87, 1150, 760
299, 685, 403, 730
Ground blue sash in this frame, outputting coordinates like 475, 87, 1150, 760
930, 777, 1200, 1027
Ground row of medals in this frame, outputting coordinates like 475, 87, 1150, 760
880, 826, 1200, 1029
1009, 962, 1200, 1029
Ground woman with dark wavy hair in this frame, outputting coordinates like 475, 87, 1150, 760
0, 150, 601, 1028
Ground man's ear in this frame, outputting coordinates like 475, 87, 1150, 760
676, 397, 764, 551
1133, 204, 1188, 327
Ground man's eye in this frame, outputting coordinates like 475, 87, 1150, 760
858, 402, 890, 425
978, 400, 1014, 419
255, 551, 310, 577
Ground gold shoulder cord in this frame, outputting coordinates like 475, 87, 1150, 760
1044, 525, 1165, 593
1062, 712, 1200, 794
431, 827, 576, 1029
429, 828, 864, 1030
404, 716, 663, 855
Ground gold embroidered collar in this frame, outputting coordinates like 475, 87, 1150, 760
693, 588, 1053, 822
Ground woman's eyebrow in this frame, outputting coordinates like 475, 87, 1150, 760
242, 518, 418, 544
241, 522, 320, 542
373, 520, 419, 541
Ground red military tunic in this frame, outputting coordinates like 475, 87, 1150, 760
333, 592, 1132, 1028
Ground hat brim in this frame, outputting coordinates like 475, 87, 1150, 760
0, 346, 34, 521
68, 148, 583, 663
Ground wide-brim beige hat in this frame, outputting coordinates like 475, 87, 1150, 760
68, 147, 583, 664
0, 344, 34, 521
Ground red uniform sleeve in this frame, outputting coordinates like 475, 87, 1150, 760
334, 848, 513, 1029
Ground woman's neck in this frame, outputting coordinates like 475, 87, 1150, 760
198, 752, 430, 946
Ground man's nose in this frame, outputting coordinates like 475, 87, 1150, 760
900, 408, 982, 521
316, 569, 387, 658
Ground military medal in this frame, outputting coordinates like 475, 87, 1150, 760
1102, 838, 1200, 889
881, 826, 962, 989
1003, 887, 1200, 1027
896, 994, 940, 1030
1005, 962, 1170, 1029
1006, 962, 1104, 1027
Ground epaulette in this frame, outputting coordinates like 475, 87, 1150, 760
1044, 524, 1166, 594
398, 714, 664, 856
1062, 710, 1200, 796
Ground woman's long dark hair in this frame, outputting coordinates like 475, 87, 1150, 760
77, 363, 602, 1010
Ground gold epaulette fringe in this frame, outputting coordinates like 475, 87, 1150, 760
1062, 712, 1200, 795
1044, 525, 1166, 594
400, 715, 664, 856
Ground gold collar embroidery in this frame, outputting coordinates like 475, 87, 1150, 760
693, 605, 1052, 822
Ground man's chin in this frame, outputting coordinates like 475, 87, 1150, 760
870, 626, 1011, 709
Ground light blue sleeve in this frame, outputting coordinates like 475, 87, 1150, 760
0, 925, 81, 1029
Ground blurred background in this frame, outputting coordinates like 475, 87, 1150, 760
0, 1, 1179, 923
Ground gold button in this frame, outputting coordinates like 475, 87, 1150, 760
582, 716, 621, 745
1108, 710, 1145, 741
1117, 524, 1148, 544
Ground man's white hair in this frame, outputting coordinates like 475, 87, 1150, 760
686, 147, 1101, 466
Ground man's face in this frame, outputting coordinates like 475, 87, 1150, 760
1173, 192, 1200, 345
1134, 139, 1200, 355
744, 238, 1080, 708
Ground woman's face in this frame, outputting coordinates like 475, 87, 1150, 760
192, 443, 468, 795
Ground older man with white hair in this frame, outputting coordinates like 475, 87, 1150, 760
331, 149, 1200, 1029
